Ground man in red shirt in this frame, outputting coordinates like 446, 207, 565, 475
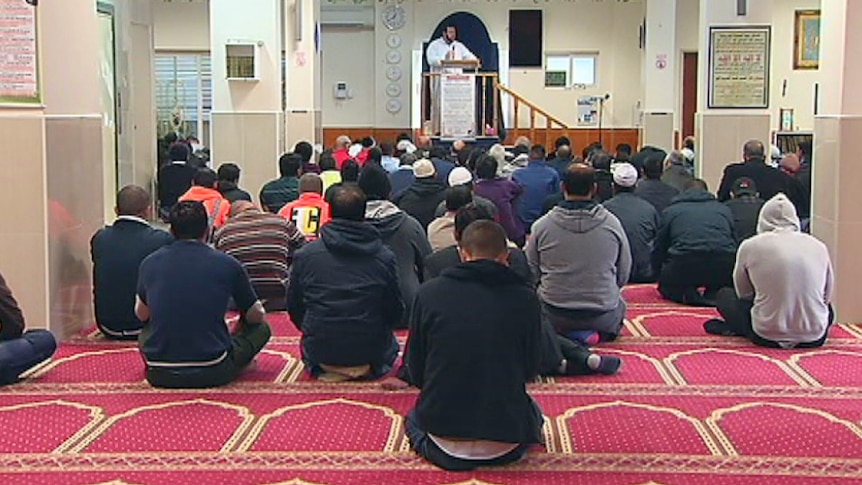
179, 168, 231, 229
279, 174, 331, 240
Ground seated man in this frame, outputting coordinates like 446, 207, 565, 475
90, 185, 173, 340
260, 153, 302, 213
358, 165, 431, 328
157, 143, 196, 220
653, 179, 737, 306
179, 168, 230, 230
603, 163, 660, 283
214, 201, 306, 311
527, 164, 631, 344
402, 220, 544, 471
287, 185, 402, 381
136, 201, 272, 389
395, 159, 447, 230
216, 163, 252, 203
433, 167, 497, 219
0, 271, 57, 385
427, 185, 473, 252
635, 154, 679, 214
278, 173, 331, 240
724, 177, 765, 243
705, 194, 834, 348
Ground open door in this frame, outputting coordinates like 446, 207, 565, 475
681, 52, 698, 140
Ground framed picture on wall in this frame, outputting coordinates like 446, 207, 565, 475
708, 26, 771, 109
794, 10, 821, 70
780, 108, 794, 131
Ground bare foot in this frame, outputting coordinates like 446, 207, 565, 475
381, 377, 410, 391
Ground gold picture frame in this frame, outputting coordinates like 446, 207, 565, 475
794, 10, 820, 70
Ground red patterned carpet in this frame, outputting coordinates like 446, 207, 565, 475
3, 285, 862, 484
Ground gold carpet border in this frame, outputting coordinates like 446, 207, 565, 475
0, 400, 105, 454
594, 348, 677, 385
2, 452, 862, 477
662, 347, 815, 387
555, 401, 726, 456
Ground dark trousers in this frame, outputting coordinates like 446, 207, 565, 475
96, 322, 141, 342
304, 335, 400, 380
0, 330, 57, 385
404, 406, 538, 471
538, 314, 596, 376
146, 322, 271, 388
658, 252, 736, 305
716, 288, 832, 348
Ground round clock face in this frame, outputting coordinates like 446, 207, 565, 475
386, 66, 402, 81
382, 5, 406, 31
386, 33, 402, 49
386, 83, 401, 97
386, 50, 402, 64
386, 98, 402, 114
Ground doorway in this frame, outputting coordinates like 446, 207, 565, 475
97, 3, 119, 223
681, 52, 698, 141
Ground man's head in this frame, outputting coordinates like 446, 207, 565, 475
454, 203, 495, 242
458, 220, 509, 264
730, 177, 758, 199
357, 164, 392, 201
743, 140, 766, 163
488, 144, 508, 165
452, 139, 467, 153
615, 143, 633, 160
797, 140, 812, 161
513, 136, 532, 150
293, 141, 314, 163
335, 135, 351, 150
443, 25, 457, 43
644, 154, 665, 180
115, 185, 151, 218
193, 168, 218, 189
217, 163, 241, 184
341, 159, 360, 182
399, 152, 417, 167
665, 150, 687, 168
445, 185, 473, 213
556, 145, 572, 161
562, 164, 596, 199
758, 194, 801, 234
279, 152, 303, 178
683, 136, 695, 151
329, 184, 367, 222
779, 153, 801, 176
380, 141, 394, 157
686, 178, 709, 192
612, 163, 639, 193
413, 159, 437, 179
169, 143, 190, 162
169, 201, 209, 241
554, 136, 571, 150
361, 136, 376, 149
367, 147, 383, 165
428, 145, 448, 161
448, 166, 474, 189
590, 151, 612, 171
229, 200, 257, 218
299, 173, 323, 195
475, 155, 498, 180
319, 153, 337, 171
529, 144, 546, 161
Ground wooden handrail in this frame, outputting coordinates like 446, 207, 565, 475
496, 83, 571, 148
496, 83, 570, 130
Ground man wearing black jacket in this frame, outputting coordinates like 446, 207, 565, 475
287, 184, 402, 380
402, 220, 543, 471
717, 140, 807, 216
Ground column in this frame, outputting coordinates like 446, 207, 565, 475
642, 0, 677, 150
812, 0, 862, 322
695, 0, 774, 190
210, 0, 284, 200
284, 0, 322, 149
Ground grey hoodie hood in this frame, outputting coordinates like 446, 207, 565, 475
549, 202, 610, 234
757, 193, 801, 234
366, 200, 402, 220
365, 200, 407, 239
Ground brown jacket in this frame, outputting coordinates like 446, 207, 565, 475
0, 272, 25, 340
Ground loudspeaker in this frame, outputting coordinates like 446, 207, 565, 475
509, 10, 542, 68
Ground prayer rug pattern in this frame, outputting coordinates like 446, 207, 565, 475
3, 285, 862, 484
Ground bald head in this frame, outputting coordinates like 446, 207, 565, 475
116, 185, 151, 218
458, 220, 509, 264
230, 200, 257, 217
335, 135, 351, 149
743, 140, 765, 162
299, 173, 323, 194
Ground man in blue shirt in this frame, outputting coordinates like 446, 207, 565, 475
136, 201, 271, 388
512, 145, 560, 233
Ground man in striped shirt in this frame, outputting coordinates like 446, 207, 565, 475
214, 201, 307, 311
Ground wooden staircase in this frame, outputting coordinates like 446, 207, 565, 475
496, 84, 571, 148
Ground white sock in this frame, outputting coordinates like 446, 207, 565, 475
586, 354, 602, 371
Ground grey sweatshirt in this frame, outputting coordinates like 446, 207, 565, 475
526, 201, 632, 311
735, 194, 833, 346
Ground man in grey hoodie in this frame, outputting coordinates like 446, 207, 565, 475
359, 165, 433, 328
704, 194, 834, 348
526, 164, 632, 344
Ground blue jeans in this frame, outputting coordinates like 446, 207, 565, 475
404, 407, 537, 471
0, 330, 57, 385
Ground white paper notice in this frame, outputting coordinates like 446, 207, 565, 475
440, 74, 476, 138
0, 0, 39, 103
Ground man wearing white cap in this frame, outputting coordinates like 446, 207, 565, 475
394, 159, 448, 230
433, 167, 498, 220
603, 163, 660, 283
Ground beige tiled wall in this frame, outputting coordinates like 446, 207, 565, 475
0, 114, 50, 330
642, 113, 675, 152
696, 113, 771, 192
211, 112, 282, 202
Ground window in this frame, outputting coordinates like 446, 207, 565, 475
544, 53, 598, 88
155, 53, 212, 143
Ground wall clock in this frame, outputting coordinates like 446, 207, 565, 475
381, 5, 406, 31
386, 83, 401, 97
386, 50, 402, 64
386, 98, 402, 114
386, 33, 402, 49
386, 65, 402, 81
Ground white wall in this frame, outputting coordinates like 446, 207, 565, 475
771, 0, 821, 132
153, 0, 209, 51
321, 27, 376, 127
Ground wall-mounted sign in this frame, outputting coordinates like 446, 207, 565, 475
0, 0, 40, 105
708, 26, 771, 109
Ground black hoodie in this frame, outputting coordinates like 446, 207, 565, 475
405, 260, 543, 444
217, 181, 252, 203
287, 219, 402, 367
394, 178, 447, 230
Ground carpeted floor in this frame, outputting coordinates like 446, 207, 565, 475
3, 285, 862, 484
